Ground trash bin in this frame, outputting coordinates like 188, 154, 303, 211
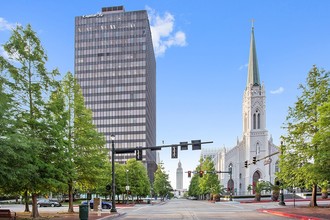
79, 204, 89, 220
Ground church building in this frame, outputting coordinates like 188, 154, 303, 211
214, 25, 279, 195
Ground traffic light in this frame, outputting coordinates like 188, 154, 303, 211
180, 142, 188, 151
188, 171, 191, 178
192, 140, 201, 150
244, 160, 248, 168
171, 145, 178, 158
253, 156, 257, 164
199, 170, 203, 177
136, 148, 142, 160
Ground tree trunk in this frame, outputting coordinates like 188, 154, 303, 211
322, 191, 328, 199
255, 193, 261, 201
31, 193, 40, 218
309, 184, 318, 207
68, 182, 74, 213
24, 190, 30, 212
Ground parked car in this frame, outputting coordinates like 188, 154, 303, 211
81, 200, 112, 209
37, 199, 62, 207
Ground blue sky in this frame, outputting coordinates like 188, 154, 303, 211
1, 0, 330, 189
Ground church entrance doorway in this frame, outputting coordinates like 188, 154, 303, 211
227, 179, 234, 194
252, 171, 261, 194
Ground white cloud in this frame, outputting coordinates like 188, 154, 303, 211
146, 6, 187, 57
0, 17, 17, 31
270, 87, 284, 94
239, 63, 248, 70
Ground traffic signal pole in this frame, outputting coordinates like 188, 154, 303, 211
114, 141, 213, 159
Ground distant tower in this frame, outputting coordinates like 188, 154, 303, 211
176, 161, 183, 190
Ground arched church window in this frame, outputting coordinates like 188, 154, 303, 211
256, 142, 260, 155
253, 114, 256, 129
275, 160, 279, 172
257, 113, 260, 129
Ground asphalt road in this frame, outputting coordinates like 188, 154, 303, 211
2, 199, 329, 219
114, 199, 290, 220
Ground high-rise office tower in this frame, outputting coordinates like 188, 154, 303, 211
74, 6, 157, 181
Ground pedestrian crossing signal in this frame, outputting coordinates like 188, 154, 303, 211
136, 148, 142, 160
171, 145, 178, 158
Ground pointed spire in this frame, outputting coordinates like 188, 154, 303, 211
246, 20, 260, 87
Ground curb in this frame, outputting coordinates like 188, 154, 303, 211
258, 209, 323, 220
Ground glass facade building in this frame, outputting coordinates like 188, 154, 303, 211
74, 6, 157, 181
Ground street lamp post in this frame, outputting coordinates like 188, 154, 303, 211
279, 187, 286, 206
278, 141, 286, 206
126, 169, 129, 204
110, 134, 117, 212
229, 165, 233, 201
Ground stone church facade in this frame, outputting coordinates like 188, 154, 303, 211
214, 26, 279, 195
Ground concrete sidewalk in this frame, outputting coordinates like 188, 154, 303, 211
259, 205, 330, 220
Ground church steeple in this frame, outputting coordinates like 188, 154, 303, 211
246, 22, 260, 87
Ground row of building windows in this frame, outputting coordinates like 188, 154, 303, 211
87, 108, 146, 117
75, 29, 147, 42
76, 60, 146, 71
93, 117, 146, 125
75, 39, 145, 53
76, 21, 143, 32
77, 69, 145, 79
76, 52, 145, 60
75, 38, 146, 47
80, 79, 145, 88
80, 84, 146, 94
77, 54, 145, 64
91, 101, 146, 111
76, 60, 146, 69
76, 45, 146, 56
75, 31, 146, 44
99, 125, 146, 133
77, 12, 146, 25
84, 98, 145, 106
84, 93, 145, 102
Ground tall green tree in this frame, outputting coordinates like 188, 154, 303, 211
199, 157, 220, 198
278, 65, 330, 207
0, 70, 32, 198
188, 173, 200, 198
73, 78, 108, 192
153, 162, 171, 201
46, 72, 108, 212
126, 159, 151, 201
313, 96, 330, 187
2, 24, 59, 217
